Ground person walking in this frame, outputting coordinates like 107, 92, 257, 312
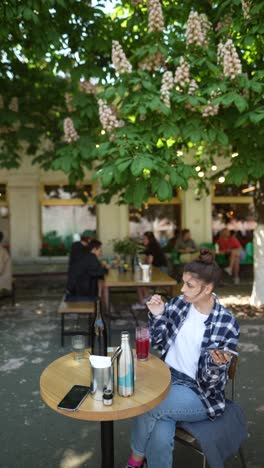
125, 249, 240, 468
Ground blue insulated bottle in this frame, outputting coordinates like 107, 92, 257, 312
117, 331, 134, 396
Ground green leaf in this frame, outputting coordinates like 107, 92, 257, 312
217, 131, 229, 146
248, 111, 264, 124
102, 170, 113, 187
170, 171, 185, 187
133, 181, 148, 206
116, 159, 131, 172
142, 81, 154, 92
131, 157, 153, 176
233, 95, 249, 113
157, 180, 172, 201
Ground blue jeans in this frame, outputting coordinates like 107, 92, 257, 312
131, 384, 208, 468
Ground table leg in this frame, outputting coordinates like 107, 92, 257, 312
61, 314, 64, 347
101, 420, 114, 468
107, 289, 112, 346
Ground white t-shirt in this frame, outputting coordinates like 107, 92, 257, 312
165, 304, 208, 379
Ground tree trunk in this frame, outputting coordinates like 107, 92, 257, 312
250, 224, 264, 306
250, 179, 264, 306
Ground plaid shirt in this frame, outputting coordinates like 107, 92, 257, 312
148, 294, 240, 420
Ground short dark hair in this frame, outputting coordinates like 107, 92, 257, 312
0, 231, 3, 243
184, 249, 222, 286
182, 229, 190, 237
88, 239, 102, 252
144, 231, 158, 246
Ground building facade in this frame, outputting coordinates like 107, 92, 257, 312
0, 154, 255, 261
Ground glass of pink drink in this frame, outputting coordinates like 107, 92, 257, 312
136, 326, 149, 361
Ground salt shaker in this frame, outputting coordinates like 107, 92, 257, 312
103, 389, 113, 406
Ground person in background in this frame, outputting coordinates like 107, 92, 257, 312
68, 232, 91, 269
0, 231, 12, 294
217, 228, 245, 285
165, 229, 181, 252
66, 239, 109, 306
143, 231, 168, 272
125, 249, 240, 468
132, 231, 168, 310
175, 229, 198, 263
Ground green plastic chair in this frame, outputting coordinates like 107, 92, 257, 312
240, 242, 253, 265
171, 250, 182, 265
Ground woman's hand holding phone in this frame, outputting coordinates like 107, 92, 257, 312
146, 294, 165, 316
210, 350, 232, 366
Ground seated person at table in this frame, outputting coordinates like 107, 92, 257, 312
175, 228, 198, 263
142, 231, 168, 273
0, 231, 12, 294
68, 232, 91, 269
126, 249, 240, 468
217, 228, 245, 285
132, 231, 168, 310
165, 229, 181, 252
66, 239, 109, 305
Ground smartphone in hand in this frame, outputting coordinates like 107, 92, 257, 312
205, 347, 238, 356
57, 385, 90, 412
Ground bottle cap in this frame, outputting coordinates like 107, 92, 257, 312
103, 388, 113, 405
103, 389, 113, 399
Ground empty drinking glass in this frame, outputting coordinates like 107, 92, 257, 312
72, 335, 86, 360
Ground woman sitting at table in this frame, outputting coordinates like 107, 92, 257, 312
126, 249, 240, 468
132, 231, 168, 310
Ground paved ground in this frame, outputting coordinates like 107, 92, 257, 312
0, 274, 263, 468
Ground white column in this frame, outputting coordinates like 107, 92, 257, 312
8, 176, 40, 258
182, 186, 212, 245
97, 198, 129, 255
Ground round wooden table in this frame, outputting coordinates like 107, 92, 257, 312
40, 351, 171, 468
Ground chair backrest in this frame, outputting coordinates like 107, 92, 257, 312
245, 241, 253, 258
228, 355, 238, 401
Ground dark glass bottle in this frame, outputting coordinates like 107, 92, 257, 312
91, 299, 108, 356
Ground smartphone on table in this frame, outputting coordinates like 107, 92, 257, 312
57, 385, 91, 412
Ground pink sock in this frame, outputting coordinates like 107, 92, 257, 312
128, 455, 144, 467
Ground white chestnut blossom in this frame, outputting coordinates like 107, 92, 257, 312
98, 99, 124, 134
79, 80, 97, 94
147, 0, 164, 33
160, 71, 174, 107
65, 93, 76, 112
186, 10, 211, 48
217, 39, 242, 79
175, 57, 190, 88
9, 97, 18, 112
201, 101, 219, 117
201, 90, 220, 117
188, 79, 199, 95
63, 117, 79, 143
112, 41, 132, 74
241, 0, 251, 19
138, 51, 165, 71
